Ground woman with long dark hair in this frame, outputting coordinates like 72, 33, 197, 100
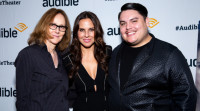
63, 11, 112, 111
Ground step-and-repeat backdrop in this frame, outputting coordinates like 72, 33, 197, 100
0, 0, 200, 110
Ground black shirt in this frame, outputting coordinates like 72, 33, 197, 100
120, 42, 146, 90
15, 44, 69, 111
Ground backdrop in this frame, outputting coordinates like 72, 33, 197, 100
0, 0, 199, 111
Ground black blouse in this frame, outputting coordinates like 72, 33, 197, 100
15, 44, 69, 111
72, 64, 107, 111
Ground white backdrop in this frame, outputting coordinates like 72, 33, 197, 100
0, 0, 199, 110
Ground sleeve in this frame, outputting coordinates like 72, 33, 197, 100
15, 49, 32, 111
166, 48, 197, 111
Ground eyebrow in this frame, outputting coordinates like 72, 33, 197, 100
51, 23, 65, 26
130, 17, 139, 21
79, 27, 95, 29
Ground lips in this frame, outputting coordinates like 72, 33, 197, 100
124, 31, 135, 37
127, 31, 136, 35
83, 39, 91, 43
53, 35, 59, 38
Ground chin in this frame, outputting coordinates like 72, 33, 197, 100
83, 45, 92, 48
51, 41, 60, 45
81, 44, 94, 48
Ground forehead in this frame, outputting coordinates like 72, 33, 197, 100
119, 10, 143, 21
52, 13, 65, 25
79, 18, 94, 27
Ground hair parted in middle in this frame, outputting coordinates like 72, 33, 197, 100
28, 8, 71, 51
69, 11, 108, 77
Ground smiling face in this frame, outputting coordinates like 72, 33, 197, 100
45, 13, 66, 47
119, 10, 151, 47
78, 18, 95, 49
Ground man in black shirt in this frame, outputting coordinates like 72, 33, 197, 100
108, 3, 197, 111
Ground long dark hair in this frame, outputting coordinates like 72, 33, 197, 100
69, 11, 108, 77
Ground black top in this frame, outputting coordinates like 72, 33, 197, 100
73, 64, 106, 111
15, 44, 69, 111
108, 35, 197, 111
120, 42, 145, 90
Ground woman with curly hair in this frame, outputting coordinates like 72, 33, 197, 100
63, 11, 112, 111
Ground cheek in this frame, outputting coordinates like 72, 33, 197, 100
78, 32, 83, 39
135, 24, 139, 29
120, 27, 126, 34
132, 22, 140, 29
91, 32, 95, 38
60, 32, 65, 37
48, 29, 52, 35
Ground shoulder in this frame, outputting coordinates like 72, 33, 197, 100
112, 43, 123, 54
149, 33, 177, 52
16, 44, 44, 61
106, 45, 112, 56
154, 37, 178, 53
62, 48, 71, 60
62, 49, 73, 66
21, 44, 41, 51
15, 45, 39, 66
18, 44, 38, 55
106, 45, 112, 50
153, 37, 186, 63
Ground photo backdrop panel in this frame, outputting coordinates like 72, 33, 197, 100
0, 0, 199, 110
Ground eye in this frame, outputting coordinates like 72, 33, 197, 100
50, 23, 56, 27
49, 23, 57, 30
79, 28, 84, 32
131, 20, 137, 23
59, 26, 66, 29
120, 22, 126, 26
89, 28, 94, 32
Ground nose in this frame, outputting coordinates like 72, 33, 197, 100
55, 27, 59, 33
126, 23, 131, 30
85, 30, 89, 38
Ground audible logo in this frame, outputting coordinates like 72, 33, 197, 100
176, 24, 199, 31
0, 0, 21, 5
43, 0, 79, 7
107, 27, 120, 36
0, 60, 14, 65
187, 59, 196, 67
148, 18, 159, 28
0, 23, 27, 38
0, 28, 17, 38
14, 23, 28, 32
0, 87, 16, 97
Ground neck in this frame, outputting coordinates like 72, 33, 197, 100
45, 40, 56, 53
81, 45, 95, 58
47, 47, 56, 54
131, 34, 152, 48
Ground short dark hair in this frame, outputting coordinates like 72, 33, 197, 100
118, 3, 148, 20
